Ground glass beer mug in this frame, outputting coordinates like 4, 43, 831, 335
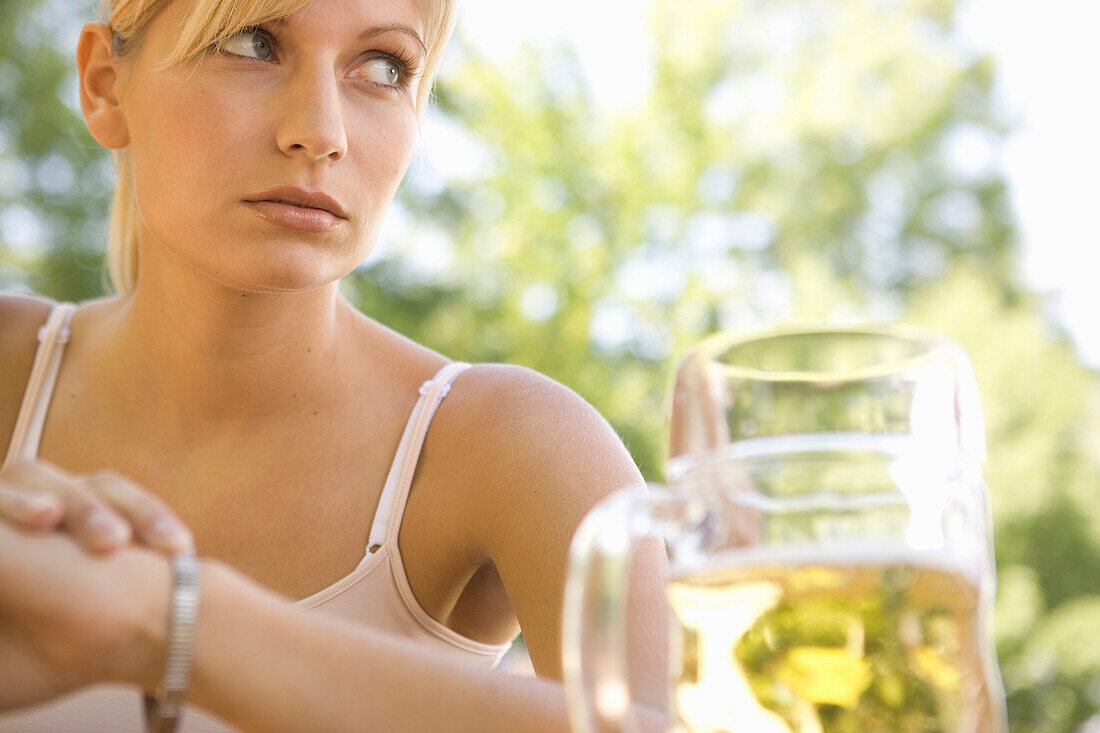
562, 325, 1008, 733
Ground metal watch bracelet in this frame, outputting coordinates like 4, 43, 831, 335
143, 550, 200, 733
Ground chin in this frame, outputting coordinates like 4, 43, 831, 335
149, 218, 372, 294
224, 267, 346, 294
201, 249, 354, 294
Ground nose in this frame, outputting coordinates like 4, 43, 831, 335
275, 67, 348, 164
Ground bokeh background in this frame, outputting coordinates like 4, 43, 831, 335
2, 0, 1098, 729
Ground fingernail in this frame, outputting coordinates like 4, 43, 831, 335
16, 493, 60, 522
86, 508, 128, 541
150, 516, 192, 548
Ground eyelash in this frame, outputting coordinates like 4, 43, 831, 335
212, 26, 422, 93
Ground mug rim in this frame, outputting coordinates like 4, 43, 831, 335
689, 322, 964, 383
664, 432, 983, 485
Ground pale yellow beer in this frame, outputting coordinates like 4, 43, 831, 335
667, 546, 998, 733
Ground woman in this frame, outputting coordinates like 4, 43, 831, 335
0, 0, 668, 730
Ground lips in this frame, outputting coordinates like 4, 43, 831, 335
243, 186, 349, 233
244, 187, 348, 219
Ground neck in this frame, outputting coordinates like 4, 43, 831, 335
89, 243, 361, 437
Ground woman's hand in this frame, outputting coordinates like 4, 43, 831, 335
0, 459, 192, 554
0, 520, 170, 711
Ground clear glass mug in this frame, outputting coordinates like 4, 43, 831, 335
562, 325, 1008, 733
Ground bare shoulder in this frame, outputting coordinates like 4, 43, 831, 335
452, 363, 637, 474
0, 291, 56, 383
434, 363, 643, 545
0, 290, 55, 324
0, 292, 57, 462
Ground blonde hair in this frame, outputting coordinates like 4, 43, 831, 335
98, 0, 458, 295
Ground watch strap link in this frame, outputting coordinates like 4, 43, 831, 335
144, 550, 200, 733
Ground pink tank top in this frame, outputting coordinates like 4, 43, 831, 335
0, 302, 514, 732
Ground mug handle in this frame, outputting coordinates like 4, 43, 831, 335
561, 483, 714, 733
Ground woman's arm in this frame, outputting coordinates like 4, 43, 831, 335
434, 365, 671, 702
190, 559, 578, 733
0, 524, 665, 732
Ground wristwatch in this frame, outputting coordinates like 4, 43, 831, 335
144, 550, 200, 733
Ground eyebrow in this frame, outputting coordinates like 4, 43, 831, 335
359, 24, 426, 56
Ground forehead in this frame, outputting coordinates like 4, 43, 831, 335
275, 0, 425, 38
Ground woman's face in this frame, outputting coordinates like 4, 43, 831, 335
117, 0, 425, 293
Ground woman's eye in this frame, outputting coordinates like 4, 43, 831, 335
216, 29, 274, 61
362, 57, 403, 87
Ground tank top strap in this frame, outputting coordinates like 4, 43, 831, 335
2, 302, 77, 472
365, 361, 472, 552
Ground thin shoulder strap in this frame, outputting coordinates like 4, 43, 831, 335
2, 302, 77, 472
366, 361, 472, 551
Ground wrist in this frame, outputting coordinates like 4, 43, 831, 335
117, 553, 228, 693
185, 558, 290, 723
102, 547, 171, 689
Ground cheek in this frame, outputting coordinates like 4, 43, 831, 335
128, 81, 259, 214
341, 108, 416, 254
348, 106, 419, 200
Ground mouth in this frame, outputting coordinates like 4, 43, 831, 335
243, 200, 345, 233
269, 199, 322, 210
243, 186, 349, 233
244, 187, 349, 218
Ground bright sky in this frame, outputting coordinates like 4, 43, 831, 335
450, 0, 1100, 367
453, 1, 651, 111
959, 0, 1100, 366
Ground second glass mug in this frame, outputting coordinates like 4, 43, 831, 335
562, 325, 1008, 733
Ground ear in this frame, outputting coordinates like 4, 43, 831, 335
76, 22, 130, 149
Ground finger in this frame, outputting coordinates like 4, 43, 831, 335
83, 471, 193, 554
4, 461, 132, 552
0, 484, 64, 530
0, 461, 72, 530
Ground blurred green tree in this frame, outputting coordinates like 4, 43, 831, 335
2, 0, 1097, 728
0, 0, 109, 297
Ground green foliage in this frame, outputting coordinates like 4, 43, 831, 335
3, 0, 1097, 728
0, 0, 110, 298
